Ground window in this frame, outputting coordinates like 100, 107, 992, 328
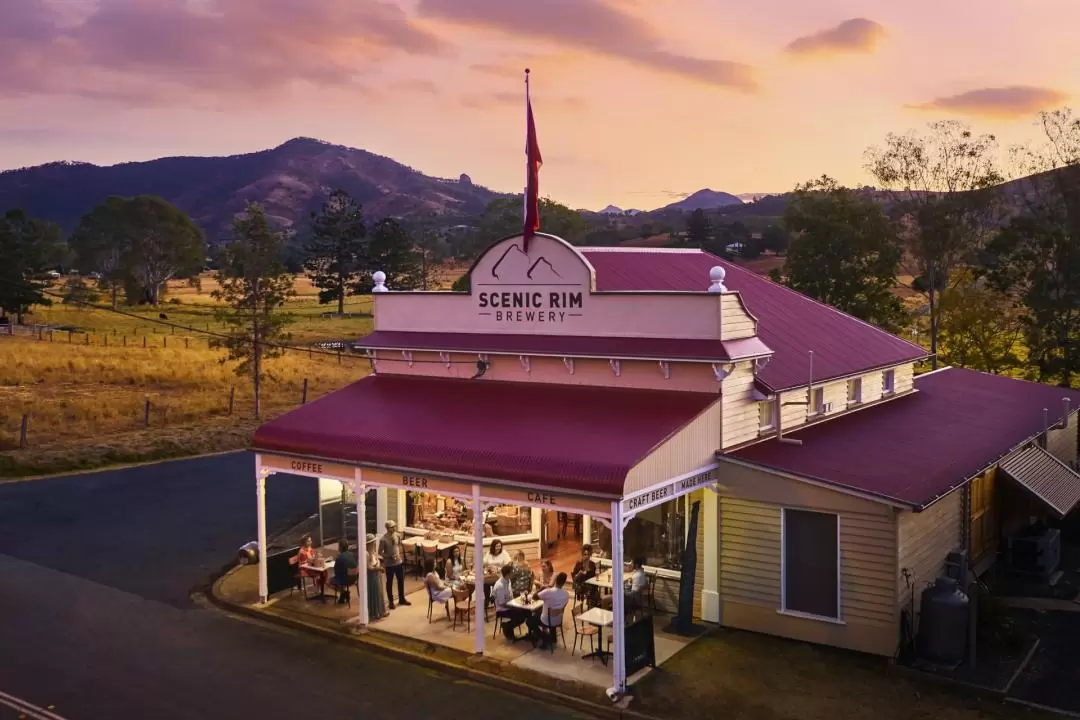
847, 378, 862, 405
406, 493, 530, 537
811, 387, 825, 416
758, 400, 775, 431
882, 369, 895, 394
781, 509, 840, 620
598, 495, 688, 571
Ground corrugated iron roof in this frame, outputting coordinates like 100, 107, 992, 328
727, 367, 1080, 508
998, 445, 1080, 517
357, 330, 771, 363
252, 374, 719, 496
580, 248, 928, 391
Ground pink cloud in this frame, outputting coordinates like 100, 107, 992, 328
460, 92, 585, 110
0, 0, 450, 105
416, 0, 756, 92
908, 86, 1070, 118
786, 18, 886, 57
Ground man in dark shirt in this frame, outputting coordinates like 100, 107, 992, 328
571, 544, 598, 608
332, 539, 358, 604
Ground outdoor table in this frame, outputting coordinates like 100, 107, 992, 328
508, 596, 544, 613
301, 559, 335, 601
577, 607, 614, 665
586, 570, 614, 590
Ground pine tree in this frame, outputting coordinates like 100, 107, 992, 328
303, 189, 366, 315
354, 218, 431, 292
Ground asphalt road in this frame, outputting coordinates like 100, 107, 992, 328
0, 453, 591, 719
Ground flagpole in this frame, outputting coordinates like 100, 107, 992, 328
524, 68, 530, 239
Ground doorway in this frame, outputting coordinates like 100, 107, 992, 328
542, 511, 584, 568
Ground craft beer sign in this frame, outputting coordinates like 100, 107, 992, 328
470, 234, 591, 326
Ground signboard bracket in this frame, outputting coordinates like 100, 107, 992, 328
563, 357, 575, 375
401, 350, 414, 367
711, 362, 735, 381
609, 359, 621, 377
438, 352, 451, 369
519, 355, 531, 373
659, 361, 671, 380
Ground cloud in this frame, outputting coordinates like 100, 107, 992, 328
908, 86, 1070, 118
416, 0, 755, 92
395, 79, 441, 95
471, 63, 523, 79
785, 18, 886, 57
0, 0, 451, 105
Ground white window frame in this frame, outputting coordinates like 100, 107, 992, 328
847, 378, 862, 405
882, 369, 896, 395
811, 387, 825, 416
758, 400, 775, 432
779, 507, 844, 624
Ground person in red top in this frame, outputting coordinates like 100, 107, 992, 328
295, 535, 325, 595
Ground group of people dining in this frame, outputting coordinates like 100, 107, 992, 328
300, 524, 652, 650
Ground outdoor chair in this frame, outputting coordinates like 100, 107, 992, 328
287, 554, 319, 600
428, 586, 451, 623
451, 587, 472, 632
331, 569, 361, 607
540, 603, 568, 652
493, 609, 521, 640
571, 606, 598, 658
420, 543, 439, 574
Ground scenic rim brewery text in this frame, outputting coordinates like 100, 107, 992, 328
477, 290, 583, 323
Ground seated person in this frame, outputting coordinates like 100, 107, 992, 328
492, 564, 525, 641
444, 545, 466, 584
527, 572, 570, 649
330, 539, 358, 603
424, 558, 453, 604
509, 550, 534, 595
571, 544, 598, 606
626, 557, 648, 609
294, 535, 325, 593
536, 560, 555, 591
482, 539, 511, 576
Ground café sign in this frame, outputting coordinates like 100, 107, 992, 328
262, 454, 353, 480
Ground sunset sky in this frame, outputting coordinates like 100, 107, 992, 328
2, 0, 1077, 211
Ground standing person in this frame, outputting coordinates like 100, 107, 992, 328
366, 534, 388, 621
378, 521, 411, 609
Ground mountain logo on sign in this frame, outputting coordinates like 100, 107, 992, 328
490, 243, 562, 283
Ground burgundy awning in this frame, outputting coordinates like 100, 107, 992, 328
253, 374, 719, 496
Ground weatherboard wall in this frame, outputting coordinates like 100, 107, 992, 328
896, 490, 963, 619
720, 293, 756, 341
715, 461, 898, 657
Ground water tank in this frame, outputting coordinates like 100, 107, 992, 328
916, 577, 969, 665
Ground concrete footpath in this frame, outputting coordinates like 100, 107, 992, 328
208, 564, 651, 720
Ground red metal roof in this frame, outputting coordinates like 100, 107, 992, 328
252, 374, 719, 496
728, 367, 1080, 508
580, 249, 927, 391
358, 330, 770, 363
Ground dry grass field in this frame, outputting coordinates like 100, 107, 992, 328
0, 273, 380, 478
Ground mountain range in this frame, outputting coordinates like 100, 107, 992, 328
0, 137, 505, 242
0, 137, 766, 242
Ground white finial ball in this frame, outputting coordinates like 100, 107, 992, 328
372, 270, 388, 293
708, 265, 727, 293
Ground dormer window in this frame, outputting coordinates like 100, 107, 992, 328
758, 400, 775, 431
882, 369, 895, 395
847, 378, 862, 405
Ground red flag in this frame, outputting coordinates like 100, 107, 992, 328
523, 71, 542, 252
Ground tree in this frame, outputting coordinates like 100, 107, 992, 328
865, 120, 1003, 369
761, 225, 791, 255
0, 210, 64, 323
213, 203, 295, 419
61, 276, 101, 306
936, 270, 1022, 374
70, 195, 205, 306
303, 189, 367, 315
685, 209, 712, 249
986, 108, 1080, 386
457, 197, 590, 259
355, 218, 430, 293
781, 177, 907, 331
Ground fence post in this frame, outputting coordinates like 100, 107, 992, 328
338, 348, 342, 364
68, 330, 73, 343
302, 378, 309, 404
171, 325, 175, 335
85, 333, 89, 345
144, 397, 151, 427
164, 336, 168, 349
19, 414, 29, 449
123, 335, 127, 347
104, 334, 108, 347
49, 331, 53, 342
229, 387, 235, 416
185, 337, 189, 349
143, 336, 147, 349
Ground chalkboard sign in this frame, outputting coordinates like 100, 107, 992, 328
624, 612, 656, 676
267, 546, 300, 596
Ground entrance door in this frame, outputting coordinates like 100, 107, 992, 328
544, 510, 560, 549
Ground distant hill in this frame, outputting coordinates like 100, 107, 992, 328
0, 137, 506, 243
660, 189, 743, 212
